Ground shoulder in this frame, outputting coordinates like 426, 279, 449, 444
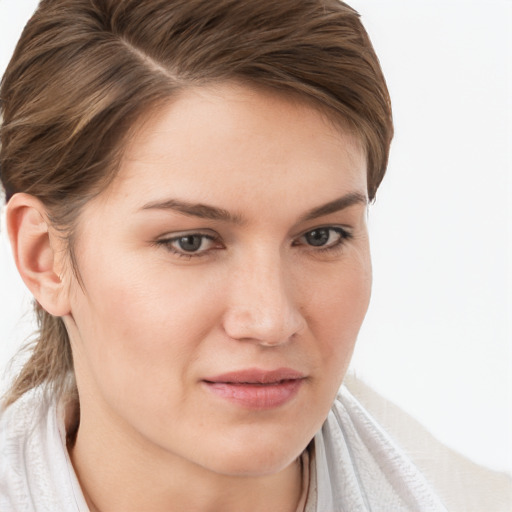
309, 386, 447, 512
0, 387, 51, 479
0, 388, 84, 511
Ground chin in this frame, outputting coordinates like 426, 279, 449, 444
196, 433, 310, 477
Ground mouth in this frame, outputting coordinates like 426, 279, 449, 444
202, 368, 305, 410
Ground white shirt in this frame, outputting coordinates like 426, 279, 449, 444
0, 386, 446, 511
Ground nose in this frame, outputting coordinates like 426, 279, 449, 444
222, 252, 306, 346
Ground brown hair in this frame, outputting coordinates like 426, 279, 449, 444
0, 0, 393, 405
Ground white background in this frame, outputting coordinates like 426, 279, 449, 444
1, 0, 511, 474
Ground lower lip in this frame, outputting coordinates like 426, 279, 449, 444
204, 379, 303, 410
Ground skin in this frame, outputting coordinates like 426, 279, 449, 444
10, 84, 372, 512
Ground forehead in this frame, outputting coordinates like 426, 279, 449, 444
92, 83, 367, 218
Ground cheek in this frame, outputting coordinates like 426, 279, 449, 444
304, 250, 372, 371
69, 254, 224, 395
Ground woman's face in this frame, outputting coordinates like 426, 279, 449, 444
65, 84, 371, 476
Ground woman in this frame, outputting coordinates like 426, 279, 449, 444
0, 1, 446, 510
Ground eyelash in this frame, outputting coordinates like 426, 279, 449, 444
154, 233, 221, 259
155, 226, 352, 259
293, 227, 352, 254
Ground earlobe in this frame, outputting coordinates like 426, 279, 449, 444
6, 193, 71, 317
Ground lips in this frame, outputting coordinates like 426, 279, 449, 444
203, 368, 305, 410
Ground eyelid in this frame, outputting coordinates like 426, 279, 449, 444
293, 224, 353, 241
154, 230, 223, 258
292, 225, 353, 252
156, 229, 217, 241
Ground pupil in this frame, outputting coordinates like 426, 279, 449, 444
179, 235, 202, 252
306, 229, 329, 246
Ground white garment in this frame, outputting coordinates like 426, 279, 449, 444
0, 386, 446, 512
308, 388, 446, 511
0, 388, 89, 512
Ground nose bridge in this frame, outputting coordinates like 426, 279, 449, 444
223, 247, 304, 344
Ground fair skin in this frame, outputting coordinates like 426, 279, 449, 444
8, 84, 371, 512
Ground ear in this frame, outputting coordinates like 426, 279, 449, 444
6, 193, 71, 317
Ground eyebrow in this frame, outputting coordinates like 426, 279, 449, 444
299, 192, 368, 222
140, 191, 367, 224
140, 198, 245, 224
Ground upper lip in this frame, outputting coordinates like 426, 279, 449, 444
203, 367, 305, 384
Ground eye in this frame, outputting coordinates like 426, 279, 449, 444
295, 227, 351, 250
175, 234, 207, 252
155, 233, 221, 257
